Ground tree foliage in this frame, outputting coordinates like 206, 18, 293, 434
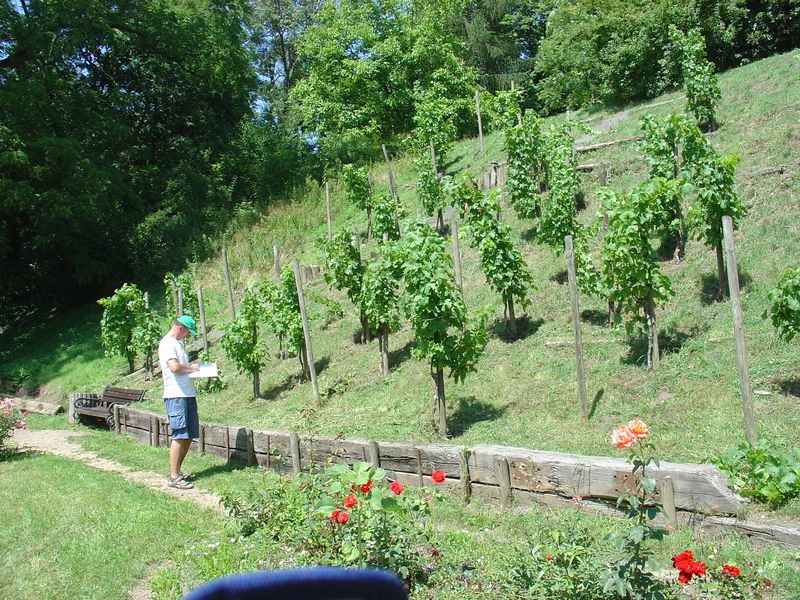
222, 282, 271, 398
669, 26, 722, 130
764, 268, 800, 342
164, 271, 200, 319
263, 268, 306, 367
537, 123, 581, 253
98, 283, 150, 373
504, 111, 543, 219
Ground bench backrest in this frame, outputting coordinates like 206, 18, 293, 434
101, 387, 146, 404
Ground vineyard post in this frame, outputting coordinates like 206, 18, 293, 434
144, 292, 153, 379
382, 144, 400, 230
475, 89, 484, 154
177, 288, 183, 316
170, 274, 179, 317
352, 228, 361, 253
196, 286, 208, 355
292, 260, 321, 407
565, 235, 589, 420
325, 182, 332, 241
222, 246, 236, 321
451, 213, 463, 297
491, 161, 498, 188
722, 216, 757, 444
273, 244, 280, 279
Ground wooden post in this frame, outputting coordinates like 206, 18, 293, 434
368, 440, 380, 468
273, 244, 280, 279
475, 89, 484, 154
196, 286, 208, 355
246, 428, 256, 466
722, 216, 757, 445
222, 247, 236, 321
177, 288, 183, 316
565, 235, 589, 420
662, 476, 678, 532
497, 457, 512, 508
290, 431, 301, 474
451, 213, 463, 297
292, 260, 321, 407
225, 427, 231, 461
199, 424, 206, 455
170, 275, 179, 317
459, 447, 472, 505
490, 161, 498, 188
382, 144, 400, 231
325, 182, 332, 241
113, 404, 121, 435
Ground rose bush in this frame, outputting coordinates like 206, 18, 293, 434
670, 548, 774, 598
0, 397, 26, 458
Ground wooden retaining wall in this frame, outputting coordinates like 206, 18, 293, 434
117, 406, 741, 516
110, 405, 800, 548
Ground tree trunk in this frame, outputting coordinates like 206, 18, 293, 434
359, 311, 370, 344
378, 325, 389, 376
506, 294, 517, 337
253, 369, 260, 399
607, 300, 616, 326
673, 223, 685, 263
431, 367, 447, 438
645, 302, 660, 370
366, 206, 372, 241
436, 208, 444, 234
300, 340, 310, 381
716, 240, 728, 300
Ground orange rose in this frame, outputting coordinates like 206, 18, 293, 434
627, 418, 649, 440
611, 424, 637, 448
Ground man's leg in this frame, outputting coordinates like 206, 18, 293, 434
170, 439, 192, 479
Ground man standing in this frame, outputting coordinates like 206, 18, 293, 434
159, 315, 200, 489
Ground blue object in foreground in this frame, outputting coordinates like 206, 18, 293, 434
183, 567, 408, 600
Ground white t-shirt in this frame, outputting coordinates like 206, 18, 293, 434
158, 335, 196, 398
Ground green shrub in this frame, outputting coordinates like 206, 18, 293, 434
716, 440, 800, 507
764, 267, 800, 342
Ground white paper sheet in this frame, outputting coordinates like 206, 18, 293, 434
188, 362, 218, 378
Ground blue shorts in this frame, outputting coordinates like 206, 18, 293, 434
164, 397, 199, 440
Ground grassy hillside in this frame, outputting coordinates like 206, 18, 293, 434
2, 50, 799, 467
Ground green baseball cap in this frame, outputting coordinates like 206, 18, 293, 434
177, 315, 197, 336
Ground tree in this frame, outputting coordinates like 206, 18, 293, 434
322, 231, 369, 344
454, 178, 534, 336
669, 26, 722, 131
682, 131, 745, 300
399, 220, 488, 437
164, 271, 200, 319
360, 244, 403, 376
98, 283, 148, 374
132, 307, 163, 380
416, 166, 448, 233
263, 267, 308, 380
600, 179, 679, 370
537, 123, 581, 252
342, 164, 373, 240
504, 111, 543, 219
221, 282, 270, 399
371, 192, 402, 241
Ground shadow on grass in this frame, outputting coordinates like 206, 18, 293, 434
448, 396, 507, 437
388, 339, 414, 371
550, 269, 568, 285
3, 449, 37, 463
189, 458, 253, 482
588, 388, 604, 419
490, 315, 544, 343
777, 378, 800, 398
581, 309, 610, 327
521, 226, 538, 243
700, 270, 753, 306
260, 357, 330, 401
622, 327, 702, 366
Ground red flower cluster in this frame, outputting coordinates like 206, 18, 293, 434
389, 480, 403, 495
431, 470, 445, 483
360, 480, 372, 494
721, 565, 740, 578
329, 509, 349, 524
343, 495, 357, 508
672, 550, 706, 584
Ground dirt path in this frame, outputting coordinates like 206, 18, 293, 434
12, 429, 227, 514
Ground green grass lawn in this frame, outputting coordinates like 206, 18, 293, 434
1, 51, 798, 472
0, 450, 231, 600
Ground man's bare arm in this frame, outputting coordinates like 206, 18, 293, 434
168, 358, 199, 374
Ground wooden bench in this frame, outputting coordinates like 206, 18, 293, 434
71, 387, 146, 429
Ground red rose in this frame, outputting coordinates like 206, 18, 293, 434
431, 470, 445, 483
389, 480, 403, 495
343, 495, 357, 508
721, 565, 740, 578
330, 509, 340, 522
431, 548, 440, 557
763, 579, 772, 587
672, 550, 694, 571
545, 553, 552, 562
688, 561, 706, 576
360, 480, 372, 494
337, 511, 349, 524
677, 571, 692, 584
